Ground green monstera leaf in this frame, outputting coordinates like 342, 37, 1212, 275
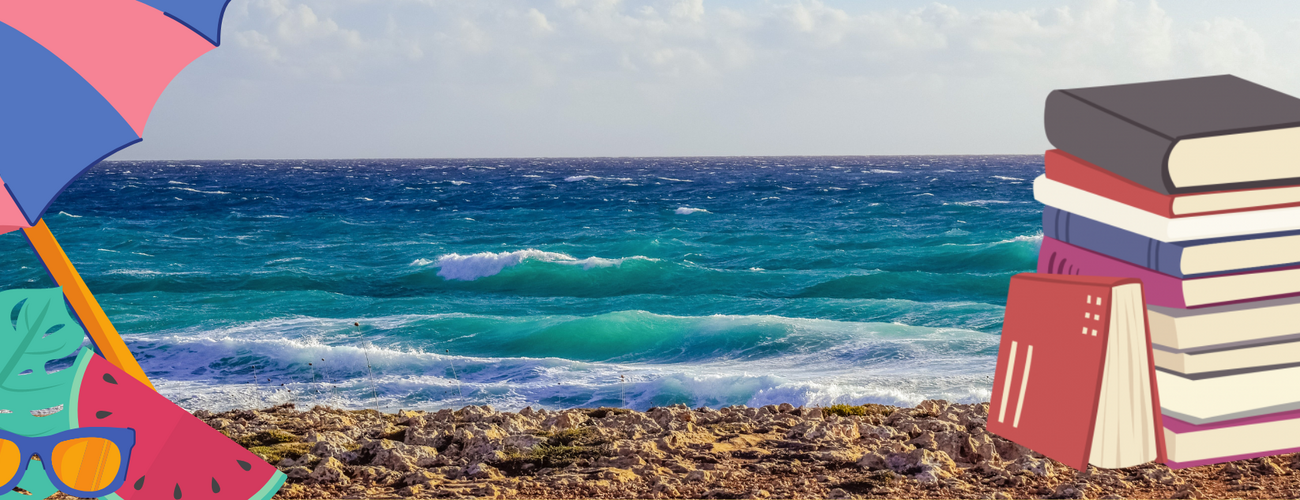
0, 287, 88, 500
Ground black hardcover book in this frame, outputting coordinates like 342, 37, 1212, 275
1045, 75, 1300, 195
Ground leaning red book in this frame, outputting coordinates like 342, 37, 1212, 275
1044, 149, 1300, 218
988, 273, 1166, 470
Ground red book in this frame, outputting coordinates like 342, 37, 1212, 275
989, 273, 1166, 470
1044, 149, 1300, 217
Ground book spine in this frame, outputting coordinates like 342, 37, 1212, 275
1044, 150, 1177, 217
1042, 207, 1187, 278
1038, 237, 1188, 308
1044, 90, 1178, 195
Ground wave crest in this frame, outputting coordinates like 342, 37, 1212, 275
434, 249, 654, 281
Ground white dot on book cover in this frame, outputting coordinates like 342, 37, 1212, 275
1082, 327, 1088, 334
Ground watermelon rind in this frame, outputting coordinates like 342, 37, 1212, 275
67, 346, 93, 430
249, 471, 288, 500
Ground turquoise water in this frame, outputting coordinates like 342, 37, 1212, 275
1, 156, 1043, 411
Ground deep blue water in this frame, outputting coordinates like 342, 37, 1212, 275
0, 156, 1044, 411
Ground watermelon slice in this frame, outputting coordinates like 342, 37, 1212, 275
68, 348, 286, 500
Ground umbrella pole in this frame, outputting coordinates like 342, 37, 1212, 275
21, 219, 155, 391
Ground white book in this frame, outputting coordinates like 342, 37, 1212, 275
1158, 365, 1300, 424
1034, 175, 1300, 242
1154, 338, 1300, 377
1148, 295, 1300, 350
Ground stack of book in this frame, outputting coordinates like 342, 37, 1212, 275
1035, 74, 1300, 468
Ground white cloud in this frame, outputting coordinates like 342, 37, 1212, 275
667, 0, 704, 22
1186, 17, 1270, 75
121, 0, 1300, 159
528, 8, 555, 33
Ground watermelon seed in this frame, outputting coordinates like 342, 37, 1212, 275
95, 411, 112, 419
134, 476, 145, 490
212, 478, 221, 493
174, 483, 182, 499
103, 373, 117, 384
237, 460, 251, 471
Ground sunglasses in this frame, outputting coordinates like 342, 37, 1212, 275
0, 427, 135, 497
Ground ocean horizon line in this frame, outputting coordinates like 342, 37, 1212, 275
103, 153, 1048, 163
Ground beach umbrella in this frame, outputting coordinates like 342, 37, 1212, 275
0, 0, 237, 387
1, 0, 229, 226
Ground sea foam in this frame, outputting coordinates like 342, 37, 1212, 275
432, 249, 653, 281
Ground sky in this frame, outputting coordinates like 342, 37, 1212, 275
115, 0, 1300, 160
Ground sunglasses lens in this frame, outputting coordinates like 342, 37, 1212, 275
50, 437, 122, 493
0, 438, 19, 485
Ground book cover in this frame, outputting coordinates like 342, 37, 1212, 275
1042, 206, 1300, 278
1044, 149, 1300, 217
1044, 75, 1300, 195
988, 273, 1165, 471
1038, 237, 1300, 308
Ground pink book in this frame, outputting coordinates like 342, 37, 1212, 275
1164, 409, 1300, 468
1038, 237, 1300, 309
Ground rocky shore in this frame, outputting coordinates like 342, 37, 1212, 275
183, 401, 1300, 499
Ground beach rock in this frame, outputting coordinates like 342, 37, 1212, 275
361, 439, 436, 472
1050, 481, 1098, 499
652, 481, 680, 496
1007, 455, 1055, 477
293, 453, 320, 468
458, 404, 498, 423
309, 457, 349, 484
1253, 456, 1287, 476
202, 401, 1294, 500
347, 465, 404, 486
965, 429, 1000, 463
464, 462, 505, 480
472, 483, 505, 498
310, 440, 349, 459
598, 468, 639, 483
458, 424, 509, 462
401, 470, 441, 486
303, 429, 351, 445
787, 419, 860, 442
395, 409, 421, 423
403, 426, 449, 448
994, 436, 1038, 462
396, 484, 424, 497
542, 411, 589, 431
285, 466, 312, 480
1172, 485, 1202, 499
1143, 467, 1183, 485
598, 454, 648, 468
859, 447, 956, 483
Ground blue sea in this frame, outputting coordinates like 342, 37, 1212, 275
1, 156, 1044, 412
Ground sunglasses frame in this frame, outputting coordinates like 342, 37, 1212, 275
0, 426, 136, 497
